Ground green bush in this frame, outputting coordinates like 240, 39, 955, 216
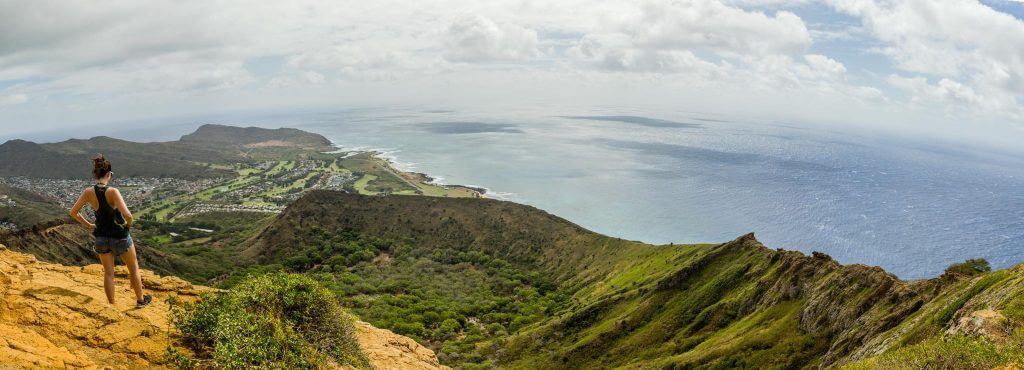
944, 259, 992, 277
170, 273, 370, 369
842, 335, 1024, 370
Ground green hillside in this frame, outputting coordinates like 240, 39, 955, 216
228, 191, 1024, 369
0, 124, 335, 179
1, 183, 1020, 368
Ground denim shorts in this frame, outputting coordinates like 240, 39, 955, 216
95, 235, 133, 255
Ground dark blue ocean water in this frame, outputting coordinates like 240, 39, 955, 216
15, 108, 1024, 279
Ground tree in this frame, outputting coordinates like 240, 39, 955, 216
435, 318, 462, 339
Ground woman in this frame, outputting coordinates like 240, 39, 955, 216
69, 155, 152, 308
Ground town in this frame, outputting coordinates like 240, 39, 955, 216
0, 152, 481, 230
0, 176, 221, 211
0, 195, 16, 231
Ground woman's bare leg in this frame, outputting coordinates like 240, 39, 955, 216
98, 252, 117, 304
119, 244, 145, 302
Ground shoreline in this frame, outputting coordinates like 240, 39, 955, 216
402, 171, 489, 195
328, 141, 491, 199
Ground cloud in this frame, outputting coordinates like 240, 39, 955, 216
44, 59, 254, 94
828, 0, 1024, 119
568, 34, 728, 74
804, 54, 847, 78
0, 1, 248, 80
888, 74, 984, 107
724, 0, 813, 5
567, 0, 812, 73
442, 15, 539, 62
0, 0, 1020, 143
0, 93, 28, 106
285, 45, 428, 81
267, 70, 326, 88
562, 2, 881, 106
629, 1, 812, 55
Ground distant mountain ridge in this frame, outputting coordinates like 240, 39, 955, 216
0, 124, 334, 179
180, 124, 334, 147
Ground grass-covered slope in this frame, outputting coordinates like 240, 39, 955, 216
242, 190, 654, 282
842, 261, 1024, 369
235, 191, 604, 366
495, 234, 940, 369
6, 186, 1020, 368
239, 191, 1024, 369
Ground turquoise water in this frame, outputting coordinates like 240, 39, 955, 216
15, 107, 1024, 279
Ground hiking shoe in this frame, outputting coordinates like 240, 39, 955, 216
136, 295, 152, 308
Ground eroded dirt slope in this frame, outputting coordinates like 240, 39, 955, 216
0, 244, 447, 370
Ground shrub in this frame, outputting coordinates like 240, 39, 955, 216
434, 318, 462, 339
842, 335, 1024, 370
944, 259, 992, 277
170, 273, 370, 369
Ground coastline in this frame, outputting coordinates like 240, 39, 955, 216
326, 141, 487, 199
403, 171, 489, 195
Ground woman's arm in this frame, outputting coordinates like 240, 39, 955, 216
69, 189, 95, 230
110, 188, 134, 228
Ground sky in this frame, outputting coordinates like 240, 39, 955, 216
1, 0, 1023, 151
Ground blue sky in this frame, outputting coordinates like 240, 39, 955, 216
0, 0, 1022, 150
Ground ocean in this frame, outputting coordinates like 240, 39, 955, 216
17, 107, 1024, 279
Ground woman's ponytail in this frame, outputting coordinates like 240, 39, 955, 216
92, 154, 112, 179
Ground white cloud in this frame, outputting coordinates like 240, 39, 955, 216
0, 93, 28, 106
442, 15, 539, 63
45, 59, 254, 95
828, 0, 1024, 119
629, 1, 812, 55
0, 1, 252, 80
567, 0, 813, 73
568, 34, 729, 74
0, 0, 1020, 144
888, 75, 985, 107
562, 1, 881, 106
285, 45, 428, 81
804, 54, 847, 78
268, 70, 326, 88
724, 0, 813, 5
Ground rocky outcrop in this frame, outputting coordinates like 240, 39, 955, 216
724, 234, 939, 366
351, 321, 450, 370
0, 244, 448, 369
0, 242, 201, 368
946, 309, 1013, 341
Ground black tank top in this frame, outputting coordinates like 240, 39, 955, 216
93, 185, 129, 238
